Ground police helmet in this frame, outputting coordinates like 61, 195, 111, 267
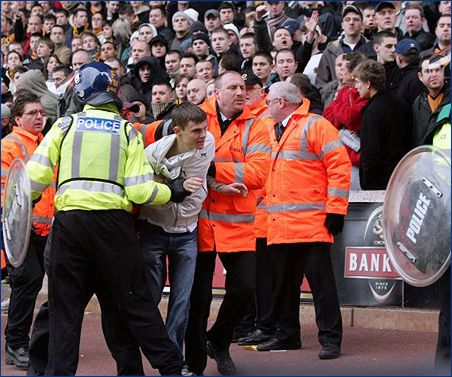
74, 62, 122, 109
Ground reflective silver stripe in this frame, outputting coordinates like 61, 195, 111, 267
32, 215, 52, 224
328, 187, 349, 198
214, 157, 236, 163
57, 181, 124, 196
71, 130, 83, 178
129, 126, 139, 142
300, 115, 322, 152
30, 179, 48, 192
257, 201, 266, 210
30, 153, 54, 169
267, 202, 325, 213
199, 209, 255, 223
162, 119, 173, 136
273, 150, 319, 160
1, 168, 9, 178
241, 119, 254, 155
139, 124, 149, 140
7, 134, 30, 161
246, 144, 272, 155
235, 162, 244, 183
124, 173, 153, 186
109, 133, 120, 182
319, 140, 343, 159
146, 185, 160, 203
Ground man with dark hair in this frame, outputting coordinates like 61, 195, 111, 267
50, 25, 71, 65
149, 6, 174, 42
218, 2, 236, 25
413, 54, 450, 146
373, 30, 401, 91
151, 81, 176, 121
353, 59, 412, 190
2, 91, 54, 370
275, 49, 298, 81
180, 52, 198, 80
252, 52, 278, 91
139, 102, 214, 374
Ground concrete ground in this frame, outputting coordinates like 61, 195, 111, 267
0, 279, 448, 376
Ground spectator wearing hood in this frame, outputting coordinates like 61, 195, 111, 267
150, 35, 169, 70
15, 69, 59, 130
138, 23, 158, 45
170, 9, 198, 51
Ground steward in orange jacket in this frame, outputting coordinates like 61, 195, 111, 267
1, 92, 55, 366
257, 82, 351, 359
185, 72, 271, 376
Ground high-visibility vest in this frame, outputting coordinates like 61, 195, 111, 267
266, 99, 351, 245
1, 127, 55, 236
27, 103, 171, 211
198, 97, 272, 253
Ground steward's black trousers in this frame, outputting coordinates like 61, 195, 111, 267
5, 232, 46, 349
45, 210, 182, 376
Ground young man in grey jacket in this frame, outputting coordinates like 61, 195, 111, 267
138, 102, 215, 370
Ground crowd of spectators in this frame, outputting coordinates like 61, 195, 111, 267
1, 0, 450, 190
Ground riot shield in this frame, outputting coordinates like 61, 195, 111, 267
1, 158, 32, 267
383, 146, 450, 287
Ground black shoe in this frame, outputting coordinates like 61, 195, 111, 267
206, 340, 236, 375
255, 337, 301, 352
238, 329, 273, 346
231, 329, 251, 343
5, 344, 29, 369
318, 343, 341, 360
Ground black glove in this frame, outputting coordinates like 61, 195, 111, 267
207, 161, 216, 178
324, 213, 344, 235
165, 176, 191, 203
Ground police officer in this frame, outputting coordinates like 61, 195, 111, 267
26, 62, 200, 375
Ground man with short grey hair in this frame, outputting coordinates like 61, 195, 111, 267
256, 81, 351, 360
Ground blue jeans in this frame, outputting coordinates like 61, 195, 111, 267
139, 221, 198, 354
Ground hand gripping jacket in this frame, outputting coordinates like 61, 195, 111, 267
198, 97, 272, 253
266, 99, 352, 245
1, 127, 55, 236
26, 103, 171, 211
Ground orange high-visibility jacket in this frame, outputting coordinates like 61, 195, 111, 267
249, 94, 269, 119
253, 114, 274, 239
266, 99, 351, 246
198, 97, 272, 252
1, 127, 55, 236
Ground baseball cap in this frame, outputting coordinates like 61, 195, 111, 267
223, 23, 240, 39
281, 18, 301, 35
205, 9, 220, 19
395, 38, 420, 55
374, 2, 396, 12
242, 72, 263, 88
342, 5, 363, 20
1, 104, 11, 120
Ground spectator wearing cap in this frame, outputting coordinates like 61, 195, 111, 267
243, 72, 267, 117
192, 33, 212, 60
138, 23, 158, 44
316, 4, 374, 87
403, 4, 436, 52
223, 23, 240, 46
149, 6, 175, 43
170, 9, 195, 51
195, 60, 214, 82
353, 60, 412, 190
204, 9, 222, 35
374, 2, 404, 40
150, 35, 169, 70
393, 38, 424, 106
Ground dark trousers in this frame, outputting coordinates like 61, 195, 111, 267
27, 230, 145, 376
270, 242, 342, 346
5, 233, 46, 349
435, 266, 450, 374
235, 237, 275, 335
185, 251, 256, 375
45, 210, 182, 376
